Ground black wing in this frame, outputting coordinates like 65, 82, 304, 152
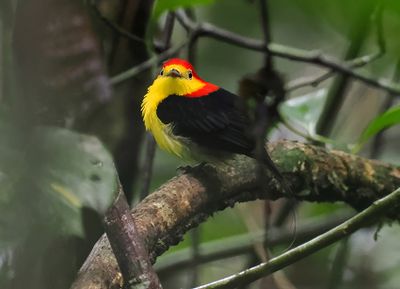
157, 88, 255, 155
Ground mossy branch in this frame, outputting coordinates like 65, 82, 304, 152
70, 140, 400, 289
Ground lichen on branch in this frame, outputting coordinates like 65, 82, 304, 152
71, 140, 400, 289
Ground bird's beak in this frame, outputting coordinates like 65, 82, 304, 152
166, 68, 182, 78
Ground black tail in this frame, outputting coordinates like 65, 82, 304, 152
252, 150, 294, 196
253, 150, 298, 252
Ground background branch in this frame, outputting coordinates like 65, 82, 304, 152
194, 187, 400, 289
111, 7, 398, 97
138, 12, 176, 202
173, 9, 400, 97
110, 42, 187, 85
286, 2, 385, 93
155, 212, 353, 275
71, 140, 400, 289
104, 186, 162, 289
90, 1, 145, 44
139, 134, 157, 201
315, 0, 376, 136
259, 0, 273, 69
107, 0, 155, 202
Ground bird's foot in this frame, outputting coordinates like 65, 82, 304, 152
195, 161, 208, 170
176, 162, 208, 175
176, 165, 194, 175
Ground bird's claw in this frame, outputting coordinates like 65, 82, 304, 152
176, 162, 208, 175
176, 165, 194, 175
195, 162, 208, 170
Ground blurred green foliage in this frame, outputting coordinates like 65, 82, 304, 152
357, 104, 400, 148
1, 0, 400, 288
155, 0, 400, 288
153, 0, 216, 19
0, 121, 117, 288
279, 88, 326, 133
0, 124, 117, 243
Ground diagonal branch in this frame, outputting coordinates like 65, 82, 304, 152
104, 186, 162, 289
111, 8, 399, 96
194, 187, 400, 289
315, 1, 376, 136
70, 140, 400, 289
139, 12, 176, 201
89, 0, 145, 44
174, 10, 400, 97
110, 41, 187, 85
259, 0, 273, 69
286, 2, 386, 93
155, 212, 353, 274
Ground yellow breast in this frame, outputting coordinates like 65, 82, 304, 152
141, 70, 205, 160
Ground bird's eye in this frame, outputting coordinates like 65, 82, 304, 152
188, 70, 193, 79
160, 69, 164, 76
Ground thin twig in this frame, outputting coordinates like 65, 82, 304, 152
285, 52, 383, 92
249, 2, 281, 288
279, 106, 343, 147
259, 0, 273, 69
174, 9, 400, 97
373, 1, 386, 56
139, 134, 157, 200
111, 7, 395, 94
193, 187, 400, 289
156, 212, 353, 274
272, 199, 297, 227
157, 12, 176, 52
286, 2, 386, 93
110, 41, 187, 85
180, 9, 202, 287
104, 185, 162, 289
315, 1, 379, 136
90, 0, 145, 44
269, 43, 400, 96
71, 140, 400, 289
138, 13, 176, 201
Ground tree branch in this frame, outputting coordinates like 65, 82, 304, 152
174, 10, 400, 97
155, 212, 353, 274
90, 0, 145, 44
315, 1, 376, 136
110, 41, 187, 85
194, 187, 400, 289
111, 7, 397, 96
286, 2, 386, 93
138, 12, 176, 201
71, 140, 400, 289
139, 134, 157, 200
259, 0, 273, 69
104, 186, 162, 289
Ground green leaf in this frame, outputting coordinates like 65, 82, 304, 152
153, 0, 215, 19
0, 124, 117, 248
357, 104, 400, 145
279, 88, 327, 134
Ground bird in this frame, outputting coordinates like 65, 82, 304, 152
141, 58, 289, 190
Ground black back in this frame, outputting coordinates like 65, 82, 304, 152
156, 89, 255, 155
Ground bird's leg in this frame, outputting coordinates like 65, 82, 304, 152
176, 162, 208, 175
195, 161, 208, 169
176, 165, 193, 175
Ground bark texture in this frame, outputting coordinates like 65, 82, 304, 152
71, 140, 400, 289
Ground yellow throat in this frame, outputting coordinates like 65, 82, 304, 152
141, 64, 205, 160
